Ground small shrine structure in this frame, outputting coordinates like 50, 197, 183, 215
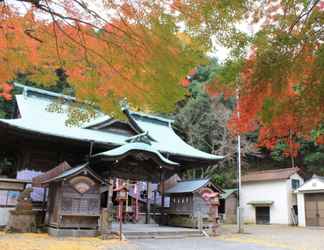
165, 179, 222, 229
33, 162, 106, 236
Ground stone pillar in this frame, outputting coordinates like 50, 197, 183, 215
145, 181, 151, 224
200, 188, 220, 236
208, 198, 220, 236
101, 178, 114, 239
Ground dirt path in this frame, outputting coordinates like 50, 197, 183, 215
0, 232, 129, 250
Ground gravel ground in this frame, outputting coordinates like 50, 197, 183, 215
218, 224, 324, 250
109, 224, 324, 250
125, 238, 285, 250
1, 225, 323, 250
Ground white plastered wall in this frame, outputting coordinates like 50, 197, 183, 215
297, 192, 306, 227
241, 180, 290, 224
286, 173, 304, 224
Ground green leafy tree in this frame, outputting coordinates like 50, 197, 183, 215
174, 63, 259, 187
271, 137, 324, 176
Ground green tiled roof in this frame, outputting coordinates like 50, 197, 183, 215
220, 188, 237, 199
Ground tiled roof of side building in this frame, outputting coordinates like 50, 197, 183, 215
220, 188, 237, 199
165, 179, 224, 194
242, 167, 300, 183
165, 179, 210, 194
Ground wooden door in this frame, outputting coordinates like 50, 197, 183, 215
255, 207, 270, 224
318, 197, 324, 226
305, 193, 324, 227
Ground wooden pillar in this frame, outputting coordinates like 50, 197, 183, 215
42, 187, 47, 225
160, 171, 166, 225
125, 180, 129, 221
153, 190, 157, 223
135, 182, 139, 222
21, 149, 31, 170
145, 181, 151, 224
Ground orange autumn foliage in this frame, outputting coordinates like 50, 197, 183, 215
0, 3, 206, 117
0, 82, 13, 101
208, 43, 324, 156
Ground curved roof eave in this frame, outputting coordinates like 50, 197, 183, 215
92, 142, 179, 166
2, 85, 225, 164
125, 110, 225, 162
0, 119, 224, 163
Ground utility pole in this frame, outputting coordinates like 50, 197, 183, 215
236, 87, 244, 233
289, 129, 295, 168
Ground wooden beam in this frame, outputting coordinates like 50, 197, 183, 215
160, 171, 166, 225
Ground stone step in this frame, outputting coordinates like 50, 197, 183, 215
124, 230, 202, 236
125, 234, 204, 240
123, 230, 205, 240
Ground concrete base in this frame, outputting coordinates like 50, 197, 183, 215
48, 227, 99, 237
112, 223, 205, 239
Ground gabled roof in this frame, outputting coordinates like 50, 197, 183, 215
41, 163, 105, 184
2, 93, 126, 145
296, 175, 324, 193
165, 179, 222, 194
126, 110, 224, 162
93, 142, 179, 166
242, 167, 300, 183
0, 83, 223, 163
32, 161, 72, 187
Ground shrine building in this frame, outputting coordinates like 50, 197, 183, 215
0, 83, 224, 236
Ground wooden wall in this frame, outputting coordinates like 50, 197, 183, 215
168, 193, 193, 215
47, 182, 61, 226
192, 192, 209, 218
60, 182, 100, 216
47, 177, 101, 229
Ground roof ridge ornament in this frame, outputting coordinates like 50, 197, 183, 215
120, 97, 129, 112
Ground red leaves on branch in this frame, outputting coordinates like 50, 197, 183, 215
181, 78, 190, 87
0, 83, 13, 101
207, 41, 323, 157
316, 135, 324, 145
